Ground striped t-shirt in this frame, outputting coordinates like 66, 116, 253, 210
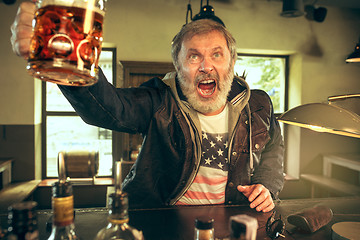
177, 105, 229, 205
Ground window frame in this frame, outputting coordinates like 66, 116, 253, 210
236, 53, 289, 116
237, 53, 290, 173
41, 47, 117, 179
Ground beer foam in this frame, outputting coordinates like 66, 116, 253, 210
40, 0, 105, 16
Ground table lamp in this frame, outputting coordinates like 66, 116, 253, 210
277, 93, 360, 139
277, 93, 360, 239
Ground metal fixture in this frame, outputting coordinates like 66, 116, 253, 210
281, 0, 305, 18
278, 94, 360, 138
346, 39, 360, 63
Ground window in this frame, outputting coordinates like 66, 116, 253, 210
235, 53, 289, 174
234, 54, 288, 115
43, 47, 116, 178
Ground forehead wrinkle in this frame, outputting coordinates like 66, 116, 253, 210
186, 46, 226, 54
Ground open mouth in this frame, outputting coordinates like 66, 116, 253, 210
197, 79, 216, 97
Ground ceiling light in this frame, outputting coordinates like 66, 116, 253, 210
346, 40, 360, 63
192, 0, 225, 26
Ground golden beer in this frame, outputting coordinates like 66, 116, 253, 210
27, 1, 106, 86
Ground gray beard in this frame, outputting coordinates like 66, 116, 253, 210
177, 66, 234, 114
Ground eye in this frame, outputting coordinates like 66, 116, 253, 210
189, 54, 200, 63
213, 52, 222, 59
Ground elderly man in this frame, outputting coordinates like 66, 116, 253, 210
11, 2, 284, 212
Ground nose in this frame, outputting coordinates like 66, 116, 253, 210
198, 57, 213, 73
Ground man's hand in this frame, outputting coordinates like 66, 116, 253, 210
237, 184, 274, 212
10, 2, 36, 58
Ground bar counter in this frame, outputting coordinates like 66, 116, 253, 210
1, 197, 359, 239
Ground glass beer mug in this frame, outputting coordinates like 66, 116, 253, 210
27, 0, 107, 86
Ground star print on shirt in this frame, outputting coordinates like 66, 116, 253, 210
200, 131, 229, 171
202, 132, 208, 140
217, 148, 224, 156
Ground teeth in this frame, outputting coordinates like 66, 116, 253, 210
200, 79, 215, 84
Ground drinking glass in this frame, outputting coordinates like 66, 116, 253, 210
27, 0, 107, 86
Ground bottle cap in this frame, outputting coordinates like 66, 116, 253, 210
52, 181, 73, 198
195, 216, 214, 230
108, 192, 129, 219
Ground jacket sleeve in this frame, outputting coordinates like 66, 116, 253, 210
250, 92, 285, 200
57, 69, 163, 134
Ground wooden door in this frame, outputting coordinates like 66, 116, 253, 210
115, 61, 175, 162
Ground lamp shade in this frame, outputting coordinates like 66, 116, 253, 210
192, 4, 225, 26
278, 103, 360, 138
281, 0, 304, 17
346, 42, 360, 63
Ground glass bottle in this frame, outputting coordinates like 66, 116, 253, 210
194, 216, 214, 240
6, 201, 39, 240
94, 192, 143, 240
47, 180, 80, 240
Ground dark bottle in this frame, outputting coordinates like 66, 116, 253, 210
6, 201, 39, 240
47, 180, 80, 240
194, 216, 214, 240
94, 192, 144, 240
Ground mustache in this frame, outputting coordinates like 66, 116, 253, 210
195, 72, 220, 84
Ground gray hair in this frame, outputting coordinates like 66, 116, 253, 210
171, 19, 237, 70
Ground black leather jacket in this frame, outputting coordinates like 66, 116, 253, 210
59, 70, 284, 209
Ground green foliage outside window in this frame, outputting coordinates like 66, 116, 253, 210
234, 55, 286, 113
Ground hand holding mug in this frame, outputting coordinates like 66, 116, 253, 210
11, 1, 36, 58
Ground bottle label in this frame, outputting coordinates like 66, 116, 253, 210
52, 195, 74, 226
195, 229, 214, 240
108, 217, 129, 225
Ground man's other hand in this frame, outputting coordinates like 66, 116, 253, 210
237, 184, 274, 212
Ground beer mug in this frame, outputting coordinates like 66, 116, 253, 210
27, 0, 107, 86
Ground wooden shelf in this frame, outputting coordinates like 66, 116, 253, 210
38, 178, 114, 187
0, 158, 13, 189
301, 173, 360, 197
323, 153, 360, 177
0, 180, 41, 212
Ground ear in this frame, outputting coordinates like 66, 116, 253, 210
173, 61, 181, 73
231, 56, 237, 67
230, 58, 236, 72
